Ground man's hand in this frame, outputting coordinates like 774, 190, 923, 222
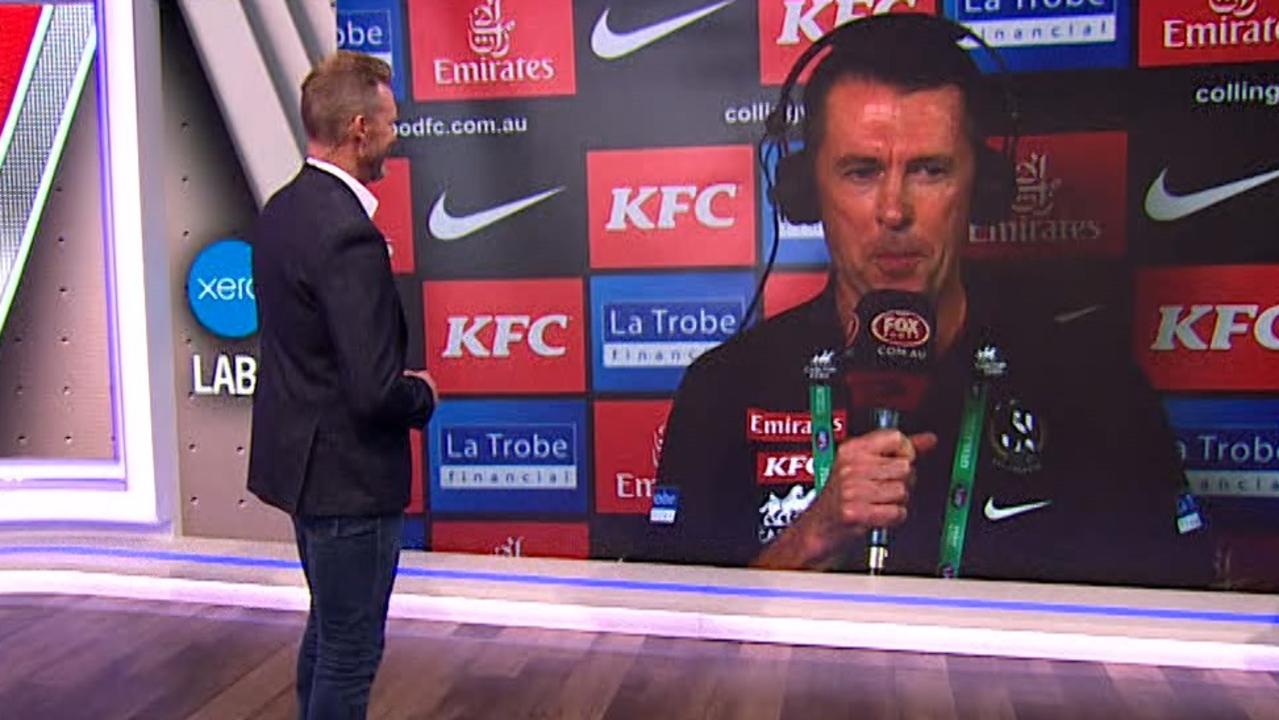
404, 369, 437, 399
753, 428, 937, 570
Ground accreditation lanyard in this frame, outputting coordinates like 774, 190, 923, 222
937, 380, 987, 578
806, 352, 837, 491
937, 343, 1006, 578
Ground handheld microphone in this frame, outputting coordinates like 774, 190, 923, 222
841, 290, 936, 575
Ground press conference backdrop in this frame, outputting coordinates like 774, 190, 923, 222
199, 0, 1278, 589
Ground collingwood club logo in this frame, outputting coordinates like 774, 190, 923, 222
988, 397, 1046, 474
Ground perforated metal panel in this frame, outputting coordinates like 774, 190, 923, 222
162, 3, 290, 542
0, 5, 96, 337
0, 68, 112, 459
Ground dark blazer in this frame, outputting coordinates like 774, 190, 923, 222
247, 165, 434, 517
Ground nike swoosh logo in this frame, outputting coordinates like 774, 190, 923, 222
1053, 304, 1103, 324
428, 187, 564, 241
983, 498, 1051, 522
1145, 166, 1279, 222
591, 0, 735, 60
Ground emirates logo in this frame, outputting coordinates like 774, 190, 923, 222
1012, 153, 1064, 218
1209, 0, 1258, 19
651, 423, 666, 469
493, 536, 525, 556
468, 0, 515, 58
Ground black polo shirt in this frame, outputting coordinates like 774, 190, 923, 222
641, 277, 1215, 590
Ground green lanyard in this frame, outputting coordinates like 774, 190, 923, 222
937, 342, 1007, 578
806, 352, 837, 491
937, 380, 987, 578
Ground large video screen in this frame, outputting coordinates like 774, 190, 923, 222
317, 0, 1279, 591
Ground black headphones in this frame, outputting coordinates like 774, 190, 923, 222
741, 13, 1021, 327
766, 13, 1020, 225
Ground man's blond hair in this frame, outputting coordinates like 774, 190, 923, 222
300, 51, 392, 144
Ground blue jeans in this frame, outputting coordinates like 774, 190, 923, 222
292, 513, 403, 720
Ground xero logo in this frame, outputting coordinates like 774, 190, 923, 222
186, 238, 257, 339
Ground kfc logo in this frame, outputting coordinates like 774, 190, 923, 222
1136, 266, 1279, 390
588, 146, 756, 269
757, 451, 817, 484
425, 278, 585, 393
1140, 0, 1279, 67
594, 400, 672, 514
432, 521, 590, 559
367, 158, 414, 274
968, 132, 1126, 260
759, 0, 937, 84
608, 185, 737, 230
442, 315, 570, 358
1149, 305, 1279, 351
408, 0, 576, 100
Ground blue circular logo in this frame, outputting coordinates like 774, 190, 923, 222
187, 238, 257, 339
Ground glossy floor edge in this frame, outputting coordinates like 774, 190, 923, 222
1, 532, 1277, 672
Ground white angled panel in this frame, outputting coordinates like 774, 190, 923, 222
177, 0, 302, 206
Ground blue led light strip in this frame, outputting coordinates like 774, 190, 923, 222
2, 544, 1275, 626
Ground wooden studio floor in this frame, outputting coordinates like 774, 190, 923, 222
0, 594, 1276, 719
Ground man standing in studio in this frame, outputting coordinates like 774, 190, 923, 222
644, 15, 1215, 590
247, 51, 437, 719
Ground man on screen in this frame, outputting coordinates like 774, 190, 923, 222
642, 15, 1215, 589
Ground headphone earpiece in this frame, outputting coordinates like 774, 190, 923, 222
971, 144, 1016, 226
772, 151, 821, 226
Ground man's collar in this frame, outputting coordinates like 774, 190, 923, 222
304, 157, 379, 219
